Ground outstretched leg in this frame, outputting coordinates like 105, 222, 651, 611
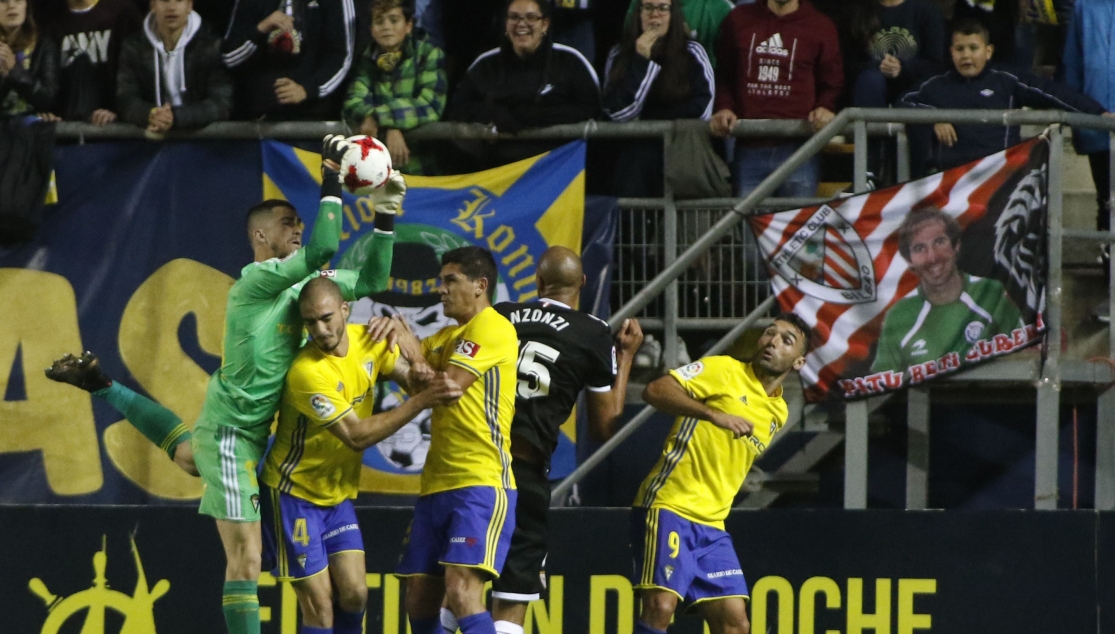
46, 351, 197, 476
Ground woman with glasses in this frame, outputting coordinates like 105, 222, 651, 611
603, 0, 713, 196
446, 0, 600, 167
0, 0, 58, 117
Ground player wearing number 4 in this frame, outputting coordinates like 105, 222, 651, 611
632, 313, 811, 634
371, 246, 519, 634
260, 276, 462, 634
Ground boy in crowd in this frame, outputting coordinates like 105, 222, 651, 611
900, 17, 1112, 171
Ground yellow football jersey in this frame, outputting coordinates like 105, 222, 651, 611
261, 324, 400, 506
635, 356, 789, 528
419, 306, 518, 495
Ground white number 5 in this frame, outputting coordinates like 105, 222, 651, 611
517, 341, 560, 399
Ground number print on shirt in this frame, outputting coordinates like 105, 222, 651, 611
516, 341, 561, 399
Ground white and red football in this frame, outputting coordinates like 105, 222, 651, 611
339, 135, 393, 196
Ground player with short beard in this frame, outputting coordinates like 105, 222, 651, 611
259, 276, 461, 634
631, 313, 810, 634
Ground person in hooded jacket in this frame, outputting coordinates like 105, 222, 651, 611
116, 0, 230, 133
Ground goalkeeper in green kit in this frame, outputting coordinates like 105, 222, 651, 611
45, 135, 402, 634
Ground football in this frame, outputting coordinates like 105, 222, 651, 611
339, 135, 393, 196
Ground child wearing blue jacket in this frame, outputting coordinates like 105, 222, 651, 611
899, 17, 1111, 171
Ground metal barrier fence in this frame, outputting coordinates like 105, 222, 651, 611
54, 110, 1115, 511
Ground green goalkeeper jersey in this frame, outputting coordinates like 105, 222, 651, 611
196, 198, 393, 437
872, 274, 1025, 376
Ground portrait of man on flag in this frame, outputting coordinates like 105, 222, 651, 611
870, 206, 1025, 377
750, 136, 1050, 402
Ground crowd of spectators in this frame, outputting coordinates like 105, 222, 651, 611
2, 0, 1112, 190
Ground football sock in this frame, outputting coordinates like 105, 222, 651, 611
301, 627, 331, 634
94, 382, 191, 458
493, 620, 524, 634
458, 612, 496, 634
222, 580, 260, 634
634, 621, 667, 634
333, 608, 364, 634
441, 606, 460, 633
410, 616, 442, 634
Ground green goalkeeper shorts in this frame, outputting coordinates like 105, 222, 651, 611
193, 422, 269, 522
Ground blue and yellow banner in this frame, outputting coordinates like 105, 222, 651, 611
262, 140, 589, 492
0, 140, 600, 503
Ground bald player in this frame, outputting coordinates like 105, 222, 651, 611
260, 277, 461, 634
480, 247, 643, 634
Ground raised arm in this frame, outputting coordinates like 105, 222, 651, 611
643, 372, 753, 438
327, 372, 461, 451
238, 137, 349, 298
586, 318, 643, 442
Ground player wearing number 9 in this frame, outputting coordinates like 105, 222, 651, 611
485, 246, 644, 634
631, 313, 811, 634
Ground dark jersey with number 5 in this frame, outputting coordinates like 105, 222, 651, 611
494, 300, 617, 463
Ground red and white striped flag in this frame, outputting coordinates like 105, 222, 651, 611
750, 137, 1049, 402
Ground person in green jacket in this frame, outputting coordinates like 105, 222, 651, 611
343, 0, 447, 175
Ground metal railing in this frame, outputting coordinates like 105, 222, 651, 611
53, 110, 1115, 510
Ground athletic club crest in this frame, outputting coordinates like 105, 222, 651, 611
767, 204, 876, 304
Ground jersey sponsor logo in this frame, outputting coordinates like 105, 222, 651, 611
980, 89, 995, 97
310, 394, 336, 418
965, 321, 986, 344
450, 536, 479, 546
768, 204, 877, 304
319, 270, 337, 277
755, 33, 789, 56
454, 338, 481, 358
910, 339, 928, 357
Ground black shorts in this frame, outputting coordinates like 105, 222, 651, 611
491, 458, 550, 601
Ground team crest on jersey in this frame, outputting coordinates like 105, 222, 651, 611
364, 361, 375, 377
965, 321, 986, 344
251, 494, 260, 512
677, 362, 704, 380
664, 565, 675, 580
298, 554, 308, 568
310, 394, 336, 418
454, 339, 481, 358
768, 205, 876, 304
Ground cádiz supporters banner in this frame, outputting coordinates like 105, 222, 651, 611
261, 140, 587, 493
0, 140, 601, 504
750, 136, 1049, 402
